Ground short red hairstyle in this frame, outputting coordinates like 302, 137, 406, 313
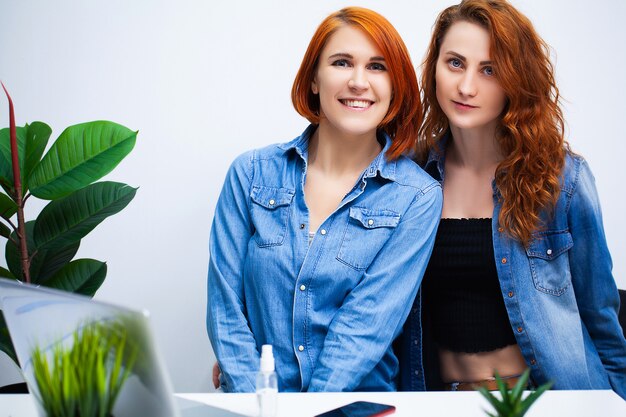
291, 7, 421, 160
418, 0, 568, 245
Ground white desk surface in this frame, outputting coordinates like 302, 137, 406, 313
2, 390, 625, 417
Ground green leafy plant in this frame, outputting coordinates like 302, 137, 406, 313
477, 369, 553, 417
0, 83, 137, 364
31, 319, 138, 417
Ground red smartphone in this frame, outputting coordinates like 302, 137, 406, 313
314, 401, 396, 417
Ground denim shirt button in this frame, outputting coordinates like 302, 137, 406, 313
530, 358, 537, 365
414, 370, 419, 376
298, 345, 304, 352
508, 291, 514, 298
546, 249, 552, 255
320, 229, 327, 235
300, 285, 306, 291
300, 223, 305, 229
498, 226, 504, 232
501, 257, 507, 264
517, 326, 523, 333
368, 219, 374, 226
413, 339, 418, 345
269, 199, 275, 206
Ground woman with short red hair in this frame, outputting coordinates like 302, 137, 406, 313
207, 7, 441, 392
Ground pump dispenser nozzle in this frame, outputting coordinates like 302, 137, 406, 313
256, 344, 278, 417
260, 344, 275, 373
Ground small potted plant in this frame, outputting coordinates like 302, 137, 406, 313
30, 319, 138, 417
477, 369, 553, 417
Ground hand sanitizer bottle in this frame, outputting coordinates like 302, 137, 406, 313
256, 344, 278, 417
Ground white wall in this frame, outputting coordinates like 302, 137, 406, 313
1, 0, 625, 391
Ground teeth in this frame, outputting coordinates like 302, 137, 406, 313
342, 99, 371, 109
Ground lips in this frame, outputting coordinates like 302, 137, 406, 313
340, 99, 373, 109
452, 100, 478, 109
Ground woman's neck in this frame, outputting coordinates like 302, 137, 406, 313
308, 123, 382, 176
447, 124, 504, 173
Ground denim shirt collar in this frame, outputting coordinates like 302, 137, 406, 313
279, 124, 397, 182
423, 133, 449, 183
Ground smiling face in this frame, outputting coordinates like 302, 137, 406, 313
435, 21, 507, 134
311, 25, 392, 139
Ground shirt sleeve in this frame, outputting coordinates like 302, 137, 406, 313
568, 158, 626, 400
307, 182, 443, 392
206, 151, 259, 393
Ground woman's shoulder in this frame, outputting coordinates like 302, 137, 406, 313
563, 150, 584, 173
229, 138, 301, 168
223, 143, 281, 180
392, 155, 441, 195
561, 150, 592, 194
241, 128, 312, 162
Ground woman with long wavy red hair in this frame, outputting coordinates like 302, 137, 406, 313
207, 7, 442, 392
396, 0, 626, 398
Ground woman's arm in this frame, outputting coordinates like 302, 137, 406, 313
308, 182, 443, 392
568, 158, 626, 399
206, 151, 259, 392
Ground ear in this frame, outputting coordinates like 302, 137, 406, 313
311, 77, 319, 95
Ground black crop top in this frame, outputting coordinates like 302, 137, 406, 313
421, 218, 517, 353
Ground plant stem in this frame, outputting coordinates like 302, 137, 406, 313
2, 82, 30, 283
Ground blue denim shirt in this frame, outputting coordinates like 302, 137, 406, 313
207, 125, 442, 392
398, 138, 626, 399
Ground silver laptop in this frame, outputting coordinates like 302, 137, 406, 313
0, 278, 246, 417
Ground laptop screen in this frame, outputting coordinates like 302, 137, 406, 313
0, 278, 184, 417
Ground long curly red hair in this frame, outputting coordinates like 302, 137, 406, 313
417, 0, 569, 245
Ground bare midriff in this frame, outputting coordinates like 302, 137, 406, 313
439, 344, 528, 382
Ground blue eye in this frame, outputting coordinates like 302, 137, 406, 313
449, 58, 462, 68
483, 66, 494, 76
368, 62, 387, 71
331, 59, 350, 67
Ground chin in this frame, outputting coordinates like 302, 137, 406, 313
446, 117, 487, 131
325, 118, 382, 138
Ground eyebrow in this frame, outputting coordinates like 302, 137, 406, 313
444, 51, 492, 66
328, 52, 386, 62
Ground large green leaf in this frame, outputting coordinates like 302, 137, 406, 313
0, 311, 18, 364
0, 122, 52, 194
0, 191, 17, 219
0, 266, 15, 278
0, 125, 28, 193
4, 222, 33, 280
33, 181, 137, 250
28, 121, 136, 200
45, 259, 107, 296
0, 221, 11, 239
5, 221, 80, 283
0, 192, 17, 239
32, 241, 81, 285
23, 122, 53, 191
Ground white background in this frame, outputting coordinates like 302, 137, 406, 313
1, 0, 625, 392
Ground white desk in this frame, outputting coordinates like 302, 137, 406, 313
2, 391, 625, 417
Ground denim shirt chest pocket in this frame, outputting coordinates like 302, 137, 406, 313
337, 207, 400, 270
250, 185, 295, 247
525, 230, 574, 296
